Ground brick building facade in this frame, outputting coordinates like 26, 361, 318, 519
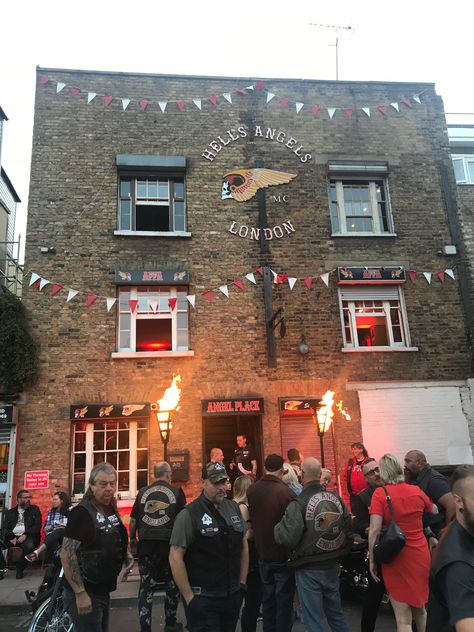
16, 68, 474, 515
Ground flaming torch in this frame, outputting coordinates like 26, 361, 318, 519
313, 390, 335, 467
152, 374, 182, 461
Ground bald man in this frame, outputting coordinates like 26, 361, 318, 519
428, 465, 474, 631
210, 448, 224, 463
404, 450, 456, 535
275, 457, 352, 632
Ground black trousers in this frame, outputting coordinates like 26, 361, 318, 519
361, 570, 385, 632
241, 566, 263, 632
7, 536, 39, 571
184, 590, 244, 632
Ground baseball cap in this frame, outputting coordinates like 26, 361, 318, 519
202, 461, 228, 483
264, 454, 284, 472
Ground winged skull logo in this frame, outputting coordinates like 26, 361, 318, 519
221, 168, 297, 202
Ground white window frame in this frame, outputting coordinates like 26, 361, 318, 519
115, 286, 191, 355
71, 420, 149, 501
338, 286, 417, 352
451, 155, 474, 184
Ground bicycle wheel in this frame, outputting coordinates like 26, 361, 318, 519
28, 592, 73, 632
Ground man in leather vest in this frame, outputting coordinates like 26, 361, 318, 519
275, 457, 352, 632
427, 464, 474, 631
60, 463, 133, 632
169, 461, 249, 632
130, 461, 186, 632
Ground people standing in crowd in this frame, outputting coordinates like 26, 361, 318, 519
169, 462, 248, 632
210, 447, 225, 463
230, 434, 257, 478
247, 454, 295, 632
368, 454, 438, 632
130, 462, 186, 632
2, 489, 41, 578
26, 491, 70, 562
404, 450, 456, 535
282, 463, 303, 496
275, 457, 352, 632
352, 459, 386, 632
344, 442, 371, 512
233, 475, 262, 632
320, 468, 332, 490
427, 464, 474, 631
60, 463, 133, 632
287, 448, 302, 482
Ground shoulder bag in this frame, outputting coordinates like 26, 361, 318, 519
373, 486, 406, 564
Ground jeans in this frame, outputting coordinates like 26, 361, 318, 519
241, 566, 263, 632
138, 547, 179, 631
8, 536, 39, 572
63, 587, 110, 632
184, 589, 243, 632
295, 566, 350, 632
259, 560, 295, 632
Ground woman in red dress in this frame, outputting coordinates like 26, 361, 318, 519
368, 454, 438, 632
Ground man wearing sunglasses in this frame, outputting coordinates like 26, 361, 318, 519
2, 489, 41, 579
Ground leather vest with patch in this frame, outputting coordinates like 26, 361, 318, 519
136, 481, 182, 541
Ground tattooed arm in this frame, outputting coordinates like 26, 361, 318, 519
60, 537, 92, 615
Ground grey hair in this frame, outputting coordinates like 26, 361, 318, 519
88, 462, 117, 485
154, 462, 171, 478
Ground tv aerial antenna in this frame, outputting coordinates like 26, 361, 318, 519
310, 22, 353, 80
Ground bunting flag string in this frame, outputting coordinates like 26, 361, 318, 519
40, 75, 425, 120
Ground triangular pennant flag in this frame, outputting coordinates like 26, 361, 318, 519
255, 267, 264, 276
29, 272, 41, 286
246, 85, 255, 91
121, 98, 131, 111
233, 279, 244, 290
390, 102, 400, 112
168, 297, 177, 311
40, 76, 50, 85
327, 108, 337, 119
295, 102, 304, 114
362, 107, 371, 117
311, 104, 320, 118
56, 82, 66, 93
128, 299, 138, 314
139, 99, 149, 111
87, 92, 97, 104
39, 278, 50, 290
437, 271, 445, 283
86, 294, 98, 307
186, 295, 196, 308
219, 285, 229, 298
445, 269, 455, 280
280, 97, 289, 107
51, 283, 62, 296
402, 97, 412, 108
423, 272, 432, 284
276, 274, 289, 284
245, 273, 256, 284
271, 270, 278, 282
148, 299, 158, 312
159, 101, 167, 113
320, 272, 330, 287
288, 277, 297, 290
32, 280, 41, 291
408, 270, 417, 282
304, 276, 313, 289
255, 81, 264, 91
203, 290, 213, 302
106, 298, 117, 312
176, 100, 185, 112
378, 105, 387, 116
237, 88, 247, 95
104, 96, 113, 108
413, 95, 422, 105
344, 108, 353, 119
66, 289, 79, 302
193, 99, 202, 110
222, 93, 232, 103
209, 95, 218, 106
266, 92, 276, 103
71, 87, 81, 97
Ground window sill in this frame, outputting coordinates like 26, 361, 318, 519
331, 232, 397, 238
342, 346, 418, 353
114, 230, 192, 238
111, 350, 195, 359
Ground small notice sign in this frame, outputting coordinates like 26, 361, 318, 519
24, 470, 50, 490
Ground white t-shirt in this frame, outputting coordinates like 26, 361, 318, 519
13, 507, 26, 536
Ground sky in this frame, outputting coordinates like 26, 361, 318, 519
1, 0, 473, 257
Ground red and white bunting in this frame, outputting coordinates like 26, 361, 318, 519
148, 299, 158, 312
139, 99, 149, 111
223, 93, 232, 104
245, 273, 256, 284
51, 283, 62, 296
233, 279, 244, 290
445, 269, 455, 280
437, 271, 445, 283
328, 108, 336, 120
408, 270, 417, 282
320, 272, 330, 287
158, 101, 167, 113
128, 299, 138, 314
106, 298, 117, 312
71, 87, 80, 97
186, 295, 196, 308
288, 277, 297, 290
362, 107, 371, 117
193, 99, 202, 110
203, 290, 213, 302
29, 272, 41, 286
39, 278, 50, 291
86, 294, 97, 307
56, 82, 66, 93
219, 285, 229, 298
104, 96, 113, 108
295, 102, 304, 114
390, 102, 400, 112
87, 92, 96, 104
266, 92, 276, 103
304, 276, 313, 289
168, 297, 177, 311
66, 289, 79, 302
423, 272, 432, 284
311, 105, 320, 118
121, 98, 131, 111
413, 95, 422, 105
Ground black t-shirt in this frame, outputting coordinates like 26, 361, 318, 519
233, 446, 256, 473
439, 562, 474, 629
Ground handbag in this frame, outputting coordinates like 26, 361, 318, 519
373, 486, 406, 564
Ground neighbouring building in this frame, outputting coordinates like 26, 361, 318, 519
16, 67, 474, 517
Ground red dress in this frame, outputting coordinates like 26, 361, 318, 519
370, 482, 432, 607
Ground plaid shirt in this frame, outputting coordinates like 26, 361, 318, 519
44, 509, 68, 531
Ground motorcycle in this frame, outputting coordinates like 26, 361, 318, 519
340, 535, 370, 596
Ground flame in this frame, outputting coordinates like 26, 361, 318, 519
158, 374, 181, 412
316, 390, 335, 433
336, 400, 352, 421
